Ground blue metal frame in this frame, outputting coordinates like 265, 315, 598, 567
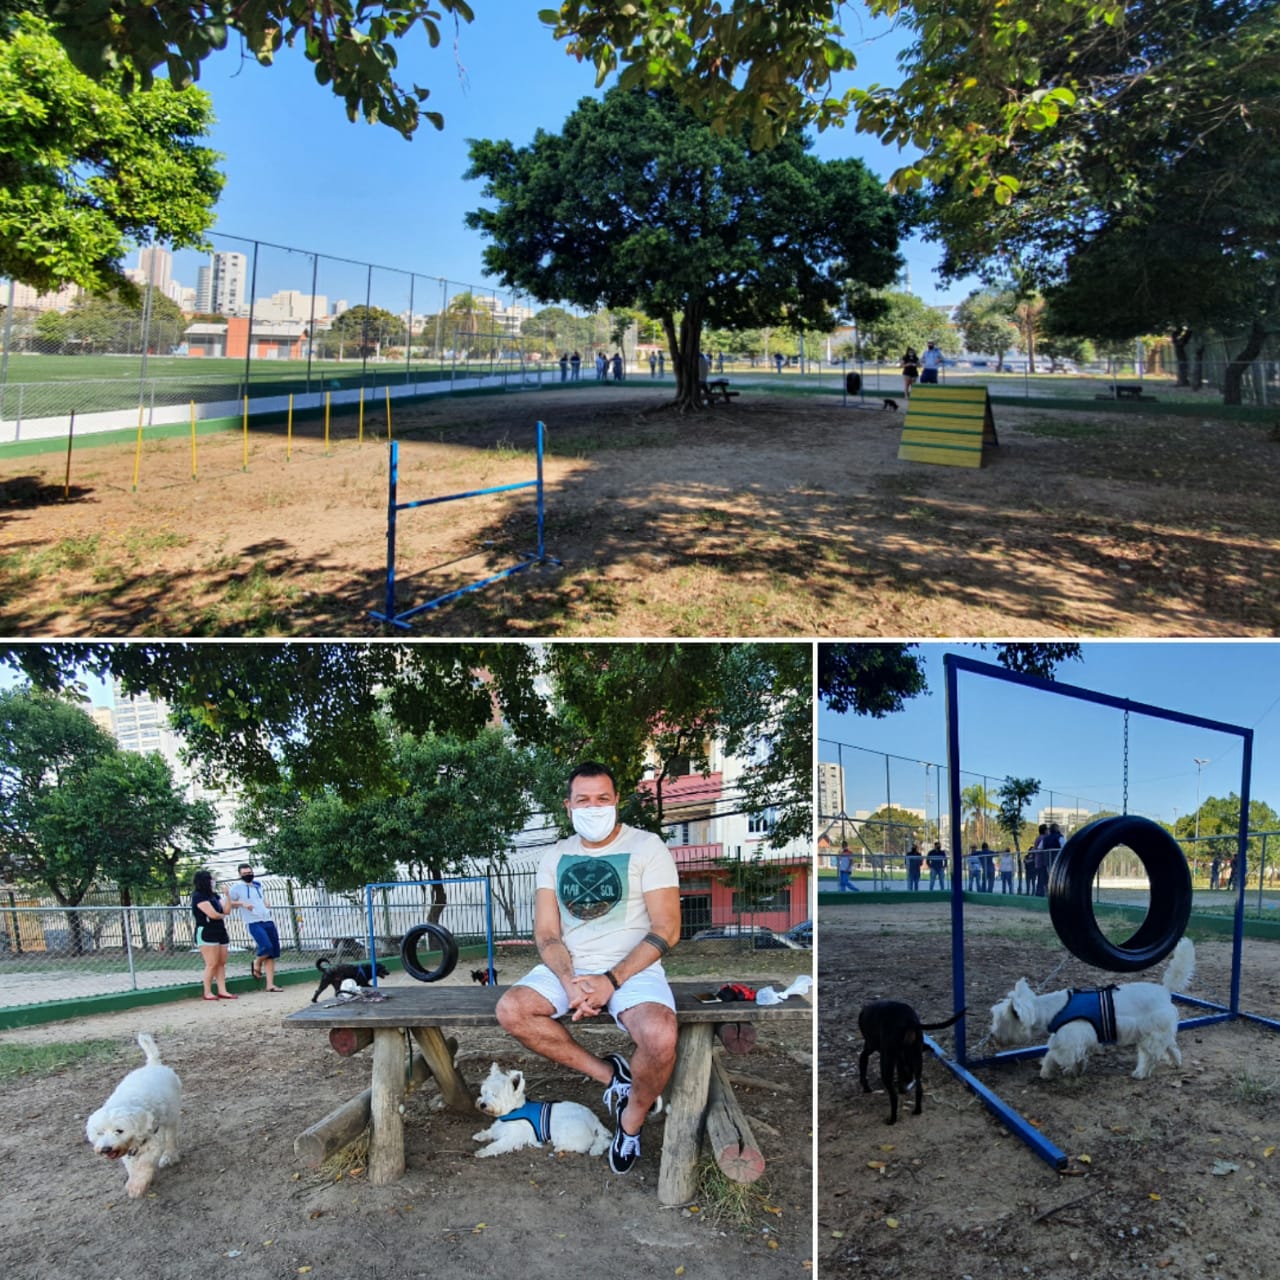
370, 420, 561, 628
939, 653, 1269, 1169
362, 877, 496, 986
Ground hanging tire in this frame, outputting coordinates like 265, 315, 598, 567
845, 371, 862, 395
400, 922, 460, 982
1048, 815, 1192, 972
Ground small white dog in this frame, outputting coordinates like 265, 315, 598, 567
990, 937, 1195, 1080
472, 1062, 611, 1158
85, 1032, 182, 1197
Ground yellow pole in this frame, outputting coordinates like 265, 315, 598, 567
190, 400, 197, 480
131, 403, 144, 491
358, 385, 365, 446
242, 395, 249, 471
325, 391, 331, 454
287, 393, 294, 461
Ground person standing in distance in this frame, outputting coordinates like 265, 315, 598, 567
495, 762, 680, 1176
226, 863, 284, 991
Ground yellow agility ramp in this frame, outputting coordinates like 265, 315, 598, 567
897, 384, 998, 468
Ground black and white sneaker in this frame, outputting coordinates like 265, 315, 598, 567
609, 1120, 642, 1175
601, 1052, 632, 1118
601, 1053, 663, 1120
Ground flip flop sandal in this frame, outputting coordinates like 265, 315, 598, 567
251, 958, 263, 980
202, 995, 219, 1001
266, 986, 284, 992
217, 993, 238, 1000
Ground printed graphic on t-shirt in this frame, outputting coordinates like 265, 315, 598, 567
557, 854, 627, 922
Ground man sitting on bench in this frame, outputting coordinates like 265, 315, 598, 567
495, 762, 680, 1177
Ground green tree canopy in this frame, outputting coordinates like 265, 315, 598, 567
953, 289, 1019, 371
996, 777, 1041, 854
324, 304, 406, 357
31, 290, 187, 355
818, 644, 1083, 716
0, 14, 222, 298
851, 290, 955, 363
238, 727, 535, 905
465, 86, 902, 409
0, 687, 215, 946
911, 0, 1280, 404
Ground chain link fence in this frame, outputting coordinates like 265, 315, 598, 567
1, 846, 811, 1010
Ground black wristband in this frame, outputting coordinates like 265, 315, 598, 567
605, 969, 621, 990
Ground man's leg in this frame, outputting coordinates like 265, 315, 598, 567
495, 985, 613, 1085
615, 1001, 677, 1135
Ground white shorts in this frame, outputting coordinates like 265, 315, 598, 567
513, 962, 675, 1028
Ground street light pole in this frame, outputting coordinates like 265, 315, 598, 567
1193, 758, 1210, 845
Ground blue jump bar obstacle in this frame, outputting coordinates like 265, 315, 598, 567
370, 419, 561, 628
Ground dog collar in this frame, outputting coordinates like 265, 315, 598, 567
496, 1101, 554, 1144
1047, 987, 1119, 1043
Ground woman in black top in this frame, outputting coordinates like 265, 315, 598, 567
901, 348, 920, 398
192, 868, 240, 1000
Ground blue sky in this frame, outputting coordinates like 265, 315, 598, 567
153, 6, 975, 312
818, 643, 1280, 830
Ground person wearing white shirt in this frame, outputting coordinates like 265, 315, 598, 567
920, 340, 944, 384
226, 863, 283, 991
496, 762, 680, 1177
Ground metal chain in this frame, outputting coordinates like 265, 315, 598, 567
1122, 707, 1130, 815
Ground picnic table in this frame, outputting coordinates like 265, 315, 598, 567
700, 378, 741, 405
284, 980, 810, 1206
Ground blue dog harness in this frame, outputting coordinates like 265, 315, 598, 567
1047, 987, 1119, 1043
496, 1101, 554, 1143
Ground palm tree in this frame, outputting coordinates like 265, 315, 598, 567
961, 783, 996, 846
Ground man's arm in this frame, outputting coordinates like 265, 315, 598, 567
570, 885, 682, 1018
533, 887, 577, 993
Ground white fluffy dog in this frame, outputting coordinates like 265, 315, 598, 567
990, 937, 1195, 1080
85, 1032, 182, 1197
472, 1062, 611, 1158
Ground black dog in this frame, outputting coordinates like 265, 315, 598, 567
857, 1000, 965, 1124
470, 968, 499, 986
311, 957, 390, 1003
883, 398, 898, 411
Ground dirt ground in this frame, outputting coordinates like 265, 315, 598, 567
0, 955, 813, 1280
818, 901, 1280, 1280
2, 386, 1276, 636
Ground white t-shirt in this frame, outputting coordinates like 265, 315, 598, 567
922, 346, 943, 370
536, 823, 679, 972
227, 878, 273, 924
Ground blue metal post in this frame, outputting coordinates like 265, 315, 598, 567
484, 880, 496, 984
943, 655, 968, 1064
535, 419, 546, 561
364, 885, 380, 988
1231, 728, 1253, 1015
383, 440, 399, 622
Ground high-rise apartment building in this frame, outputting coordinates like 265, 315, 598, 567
817, 761, 846, 819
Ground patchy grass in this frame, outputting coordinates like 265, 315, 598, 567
0, 1039, 121, 1081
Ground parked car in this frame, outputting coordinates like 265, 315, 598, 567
782, 920, 812, 949
692, 925, 803, 950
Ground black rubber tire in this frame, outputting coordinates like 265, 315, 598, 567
845, 371, 862, 395
399, 923, 460, 983
1048, 814, 1192, 972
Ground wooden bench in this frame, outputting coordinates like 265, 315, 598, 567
701, 378, 741, 405
284, 980, 809, 1206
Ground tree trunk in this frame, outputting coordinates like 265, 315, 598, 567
1192, 341, 1206, 391
1222, 319, 1265, 406
665, 302, 707, 412
1171, 327, 1192, 387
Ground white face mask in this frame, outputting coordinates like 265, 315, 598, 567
571, 806, 617, 843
